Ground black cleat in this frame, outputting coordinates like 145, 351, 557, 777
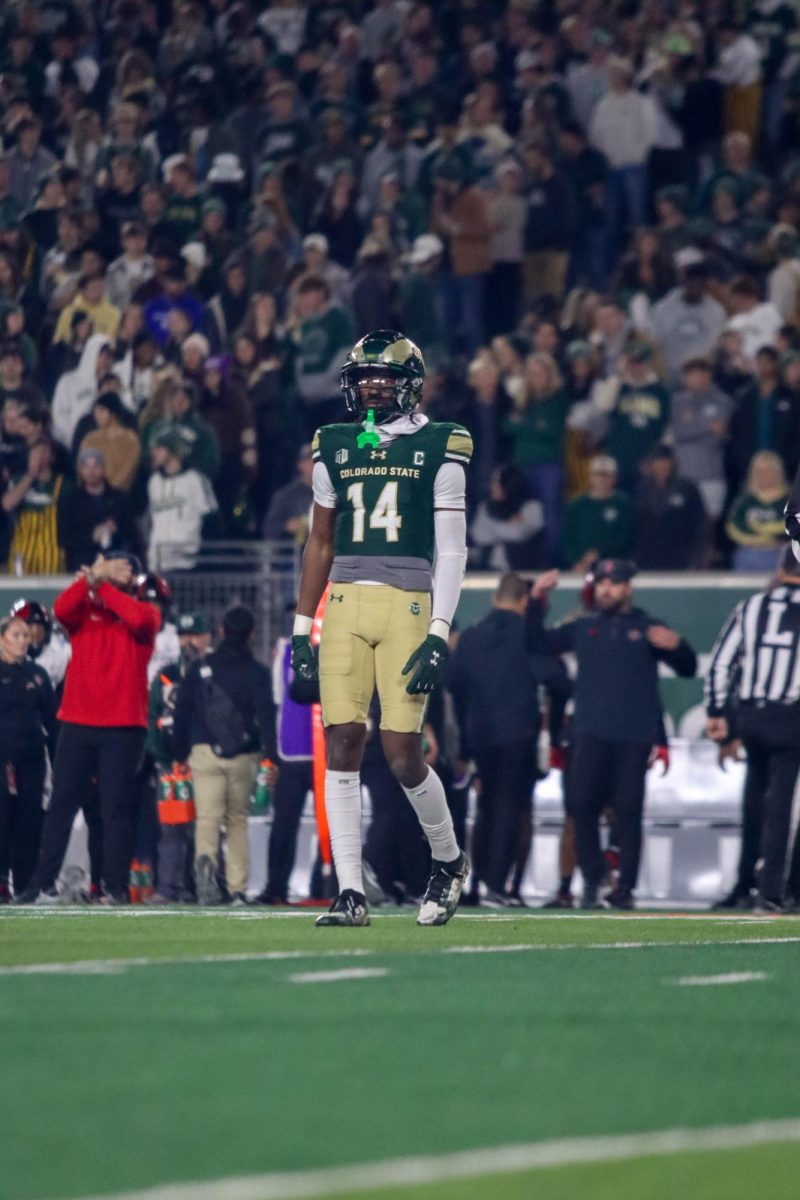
315, 889, 370, 926
417, 851, 469, 926
753, 896, 785, 914
604, 888, 634, 911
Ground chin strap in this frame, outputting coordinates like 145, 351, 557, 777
356, 407, 381, 449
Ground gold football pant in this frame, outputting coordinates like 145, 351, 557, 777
319, 583, 430, 732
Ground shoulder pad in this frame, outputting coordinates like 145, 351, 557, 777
443, 426, 473, 465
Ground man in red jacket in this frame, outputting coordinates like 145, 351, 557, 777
16, 551, 160, 904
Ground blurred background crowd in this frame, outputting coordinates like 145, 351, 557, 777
1, 0, 800, 576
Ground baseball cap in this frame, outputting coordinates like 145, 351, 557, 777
177, 612, 210, 635
409, 233, 444, 265
303, 232, 329, 254
592, 558, 636, 584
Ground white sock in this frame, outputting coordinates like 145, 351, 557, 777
402, 768, 460, 864
324, 770, 364, 894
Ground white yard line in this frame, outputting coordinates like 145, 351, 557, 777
64, 1117, 800, 1200
2, 935, 799, 976
672, 971, 770, 986
1, 907, 797, 921
289, 968, 390, 984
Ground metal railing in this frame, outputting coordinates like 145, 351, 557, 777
155, 540, 302, 655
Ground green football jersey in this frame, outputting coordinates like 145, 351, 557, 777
312, 419, 472, 589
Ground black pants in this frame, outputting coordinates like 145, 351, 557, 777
570, 733, 651, 894
735, 705, 800, 902
473, 739, 538, 894
35, 724, 146, 896
0, 756, 46, 893
362, 758, 430, 900
265, 760, 313, 902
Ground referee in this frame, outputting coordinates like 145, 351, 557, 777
706, 543, 800, 912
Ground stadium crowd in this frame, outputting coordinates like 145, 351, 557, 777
0, 1, 799, 571
3, 0, 800, 911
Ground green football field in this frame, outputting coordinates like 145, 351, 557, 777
2, 908, 799, 1200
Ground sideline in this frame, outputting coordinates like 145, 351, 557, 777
64, 1118, 800, 1200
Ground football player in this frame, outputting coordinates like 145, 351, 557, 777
291, 330, 472, 927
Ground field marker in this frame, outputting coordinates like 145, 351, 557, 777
289, 967, 390, 984
64, 1117, 800, 1200
672, 971, 770, 987
2, 936, 799, 976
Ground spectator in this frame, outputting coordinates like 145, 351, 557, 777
589, 58, 657, 264
727, 345, 800, 492
521, 141, 575, 303
530, 561, 696, 909
294, 233, 352, 308
592, 340, 670, 492
633, 445, 707, 570
142, 377, 220, 483
559, 120, 609, 292
57, 447, 134, 572
172, 605, 277, 906
561, 454, 634, 571
470, 465, 545, 571
3, 438, 66, 574
105, 221, 154, 311
262, 444, 314, 542
0, 615, 55, 901
649, 261, 727, 383
726, 450, 789, 571
430, 156, 491, 356
79, 392, 141, 493
485, 160, 525, 338
16, 552, 159, 905
53, 270, 121, 344
671, 357, 733, 527
204, 254, 250, 353
351, 236, 397, 336
146, 428, 215, 571
292, 275, 356, 436
725, 275, 784, 363
143, 261, 205, 349
399, 234, 447, 370
196, 357, 257, 533
502, 352, 569, 562
714, 22, 763, 145
6, 118, 57, 210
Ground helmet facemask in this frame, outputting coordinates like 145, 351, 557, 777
342, 365, 420, 421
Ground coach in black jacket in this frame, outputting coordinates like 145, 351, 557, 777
529, 559, 696, 908
447, 571, 569, 904
173, 605, 277, 905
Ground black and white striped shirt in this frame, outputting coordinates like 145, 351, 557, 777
706, 586, 800, 714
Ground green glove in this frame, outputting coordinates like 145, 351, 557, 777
401, 634, 448, 695
291, 635, 318, 682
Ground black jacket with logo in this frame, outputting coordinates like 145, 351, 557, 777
527, 604, 696, 744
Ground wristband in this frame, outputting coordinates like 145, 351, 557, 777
429, 618, 451, 641
293, 614, 313, 637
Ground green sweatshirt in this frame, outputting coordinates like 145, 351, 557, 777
725, 489, 788, 548
561, 490, 634, 567
606, 380, 670, 490
502, 390, 570, 466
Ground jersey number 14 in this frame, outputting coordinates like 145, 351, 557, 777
347, 481, 402, 543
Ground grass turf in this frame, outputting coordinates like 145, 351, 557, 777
1, 909, 798, 1200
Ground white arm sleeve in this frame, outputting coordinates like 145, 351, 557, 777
430, 509, 467, 640
433, 461, 466, 509
312, 461, 337, 508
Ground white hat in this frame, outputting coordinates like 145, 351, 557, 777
181, 242, 207, 271
303, 232, 329, 254
674, 246, 705, 269
162, 153, 190, 181
207, 153, 244, 184
409, 233, 444, 265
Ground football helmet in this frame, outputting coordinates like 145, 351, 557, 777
340, 329, 425, 420
135, 572, 173, 609
10, 599, 52, 644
